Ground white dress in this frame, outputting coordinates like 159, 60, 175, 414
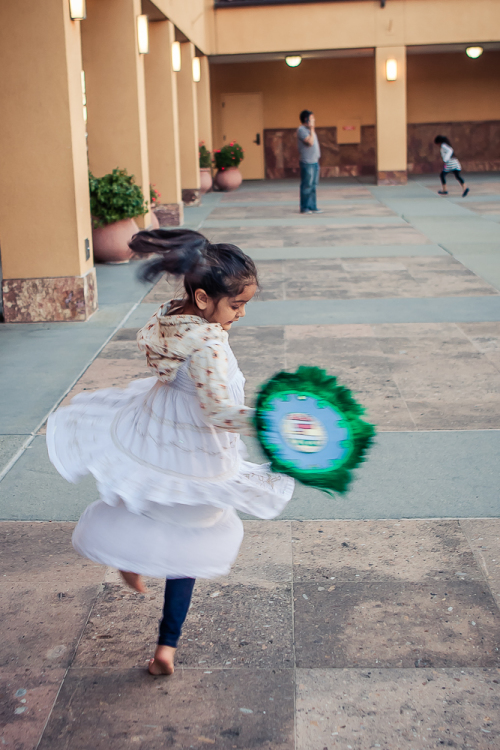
46, 307, 294, 579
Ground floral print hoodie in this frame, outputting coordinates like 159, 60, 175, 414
137, 302, 255, 435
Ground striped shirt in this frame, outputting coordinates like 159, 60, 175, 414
441, 143, 462, 172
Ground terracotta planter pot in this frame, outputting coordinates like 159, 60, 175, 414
150, 210, 160, 229
92, 218, 139, 264
214, 167, 242, 192
199, 168, 213, 194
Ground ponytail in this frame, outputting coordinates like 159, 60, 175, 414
129, 228, 258, 301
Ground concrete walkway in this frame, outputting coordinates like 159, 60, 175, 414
1, 174, 500, 749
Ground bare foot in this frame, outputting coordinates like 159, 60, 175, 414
148, 645, 176, 676
119, 570, 147, 593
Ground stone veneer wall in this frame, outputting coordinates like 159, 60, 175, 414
407, 120, 500, 174
264, 121, 500, 179
264, 126, 376, 179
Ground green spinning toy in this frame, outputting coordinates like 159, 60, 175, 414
254, 366, 375, 494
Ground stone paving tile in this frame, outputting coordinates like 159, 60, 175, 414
285, 324, 416, 431
229, 326, 285, 398
428, 182, 500, 195
59, 357, 150, 407
220, 520, 292, 585
38, 667, 295, 750
291, 520, 482, 583
74, 580, 293, 670
0, 435, 26, 474
142, 276, 179, 304
296, 667, 500, 749
0, 580, 99, 670
465, 201, 500, 214
257, 256, 498, 301
209, 203, 396, 219
0, 668, 66, 750
460, 520, 500, 583
207, 223, 429, 248
221, 187, 374, 202
294, 580, 500, 669
0, 521, 103, 583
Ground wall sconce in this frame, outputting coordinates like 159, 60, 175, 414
466, 46, 483, 59
69, 0, 86, 20
192, 57, 201, 82
285, 55, 302, 68
385, 58, 398, 81
172, 41, 181, 72
137, 15, 149, 54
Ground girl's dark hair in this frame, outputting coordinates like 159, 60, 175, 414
129, 228, 258, 302
434, 135, 451, 146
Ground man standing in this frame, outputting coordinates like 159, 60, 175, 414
297, 110, 322, 214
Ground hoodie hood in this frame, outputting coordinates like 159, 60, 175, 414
137, 302, 227, 383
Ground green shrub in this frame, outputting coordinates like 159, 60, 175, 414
199, 142, 212, 169
89, 168, 148, 228
213, 142, 244, 170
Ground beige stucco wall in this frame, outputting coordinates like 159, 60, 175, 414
152, 0, 215, 53
212, 0, 500, 55
407, 51, 500, 124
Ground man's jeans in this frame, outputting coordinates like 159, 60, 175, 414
300, 161, 319, 212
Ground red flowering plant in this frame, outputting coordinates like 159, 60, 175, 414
213, 142, 244, 171
150, 184, 161, 206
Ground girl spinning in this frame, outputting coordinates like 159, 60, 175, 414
47, 230, 294, 676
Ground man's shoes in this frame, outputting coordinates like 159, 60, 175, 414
310, 209, 323, 213
300, 210, 312, 214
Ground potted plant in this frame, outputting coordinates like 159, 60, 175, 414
89, 168, 148, 263
199, 142, 213, 194
150, 184, 161, 229
214, 142, 244, 191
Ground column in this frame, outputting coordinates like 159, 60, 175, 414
81, 0, 151, 226
375, 46, 407, 185
144, 20, 183, 226
177, 43, 201, 206
0, 0, 96, 323
197, 57, 213, 153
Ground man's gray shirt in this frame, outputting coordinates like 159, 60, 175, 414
297, 125, 321, 164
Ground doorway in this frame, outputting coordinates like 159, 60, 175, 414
221, 93, 264, 180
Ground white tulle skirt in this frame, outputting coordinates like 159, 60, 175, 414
47, 375, 294, 579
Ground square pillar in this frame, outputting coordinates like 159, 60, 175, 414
177, 43, 201, 206
0, 0, 96, 323
81, 0, 151, 226
144, 20, 183, 227
197, 56, 213, 153
375, 46, 407, 185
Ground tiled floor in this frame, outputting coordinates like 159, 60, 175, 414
2, 520, 500, 749
2, 175, 500, 748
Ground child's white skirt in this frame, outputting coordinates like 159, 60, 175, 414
47, 350, 294, 579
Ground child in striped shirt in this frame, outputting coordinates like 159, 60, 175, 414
434, 135, 469, 197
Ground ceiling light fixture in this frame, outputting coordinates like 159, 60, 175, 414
466, 46, 483, 59
285, 55, 302, 68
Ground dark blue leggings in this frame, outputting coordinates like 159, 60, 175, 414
440, 169, 464, 186
158, 577, 196, 647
